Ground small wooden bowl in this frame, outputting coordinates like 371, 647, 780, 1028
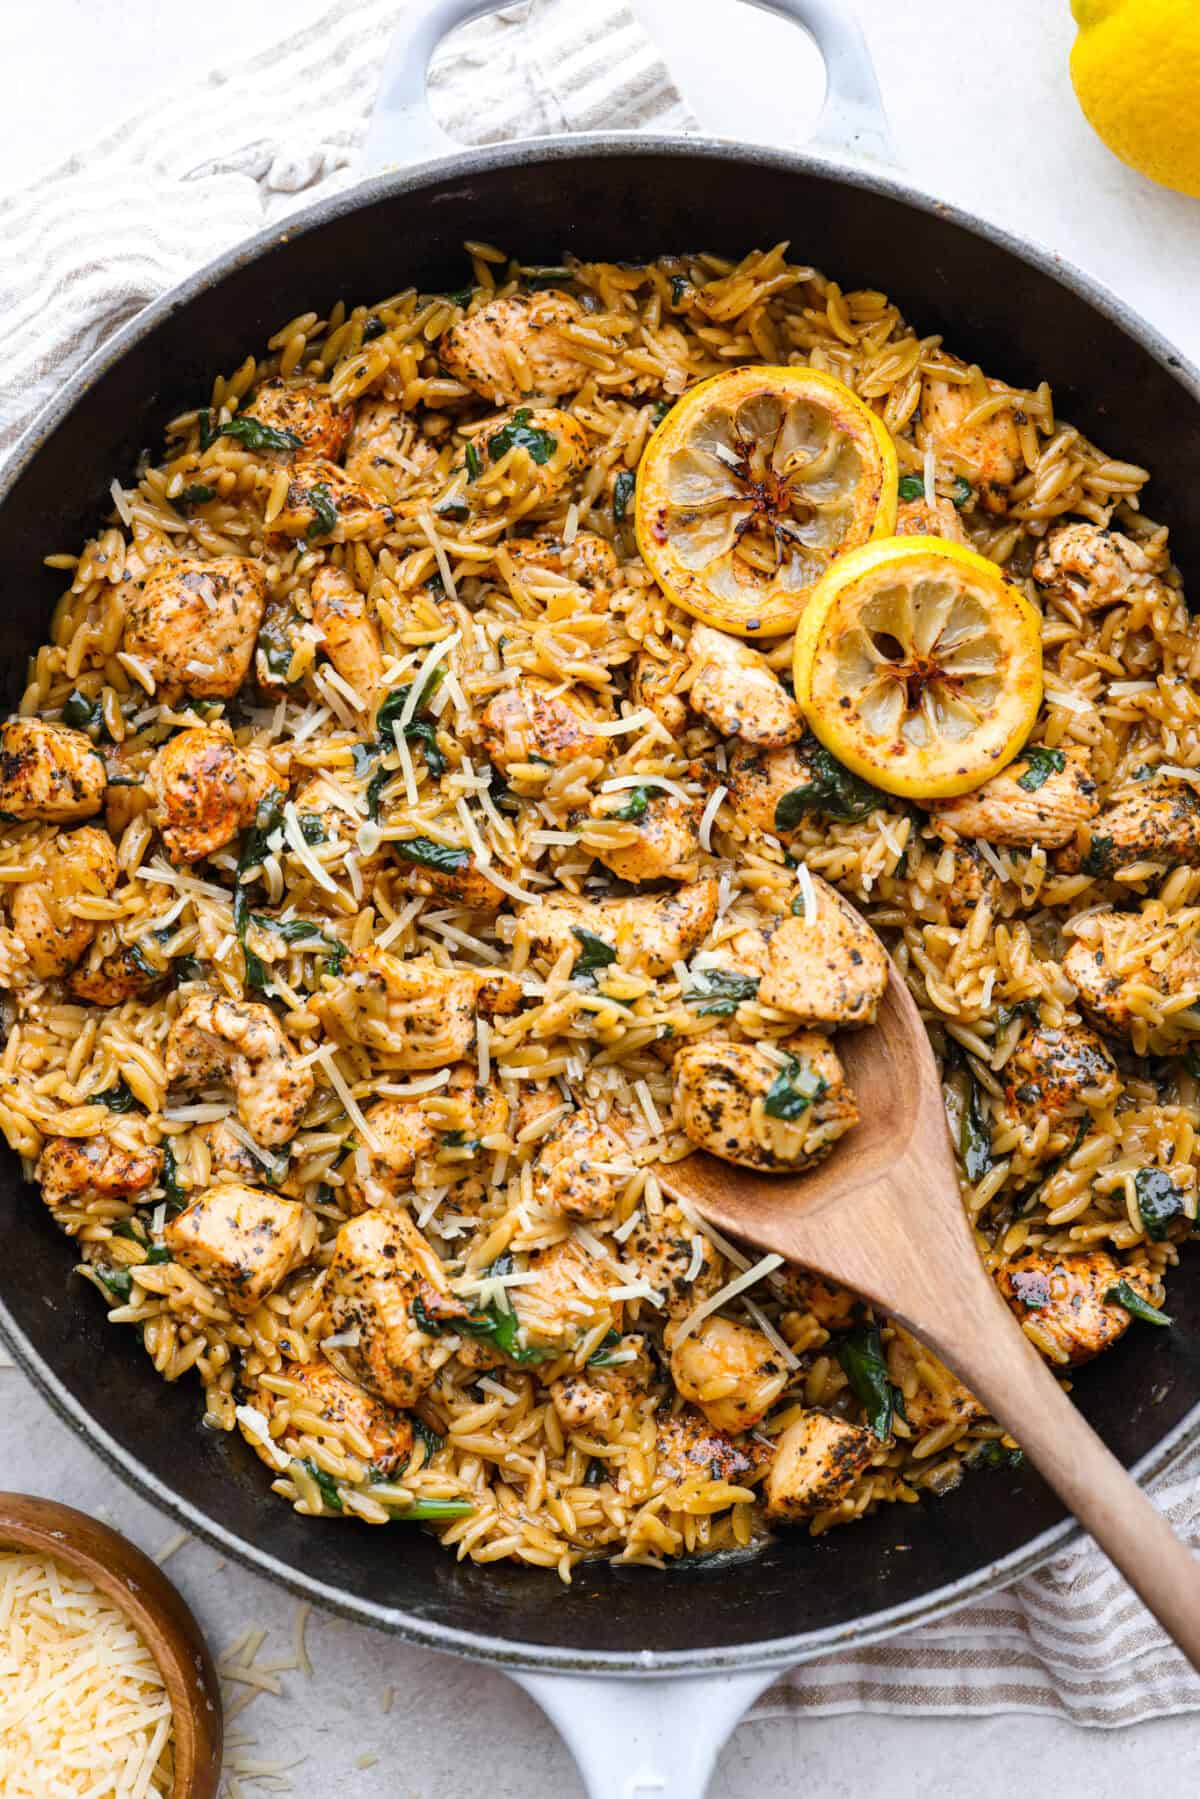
0, 1492, 222, 1798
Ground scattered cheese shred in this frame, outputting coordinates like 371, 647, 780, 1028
311, 1045, 383, 1152
670, 1253, 784, 1347
698, 784, 727, 852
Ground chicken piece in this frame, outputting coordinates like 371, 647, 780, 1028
146, 728, 274, 864
756, 877, 888, 1028
204, 1116, 299, 1193
125, 556, 266, 699
911, 835, 998, 926
10, 826, 119, 979
1001, 1022, 1120, 1130
1032, 522, 1168, 616
629, 651, 687, 736
317, 950, 520, 1069
165, 1183, 306, 1313
256, 1357, 413, 1478
166, 993, 314, 1146
622, 1209, 725, 1321
104, 775, 153, 840
471, 406, 590, 505
344, 400, 440, 502
390, 842, 505, 911
510, 1237, 619, 1354
343, 1068, 508, 1211
673, 1032, 858, 1174
533, 1110, 629, 1221
773, 1266, 862, 1331
638, 1405, 771, 1493
763, 1410, 877, 1521
893, 494, 968, 545
726, 738, 829, 837
0, 718, 105, 822
886, 1326, 987, 1437
36, 1134, 161, 1211
439, 292, 598, 405
68, 940, 165, 1006
272, 459, 394, 544
310, 566, 385, 718
918, 357, 1024, 513
240, 377, 352, 462
997, 1249, 1158, 1366
587, 789, 701, 885
477, 680, 599, 773
520, 878, 719, 980
925, 745, 1098, 850
549, 1335, 655, 1434
686, 625, 803, 747
502, 532, 618, 609
669, 1317, 788, 1433
1063, 905, 1200, 1046
1059, 777, 1200, 876
326, 1208, 461, 1407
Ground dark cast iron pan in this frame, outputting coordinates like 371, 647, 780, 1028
3, 2, 1200, 1790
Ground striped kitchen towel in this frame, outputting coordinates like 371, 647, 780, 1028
1, 0, 1198, 1726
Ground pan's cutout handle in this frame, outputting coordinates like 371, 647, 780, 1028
513, 1667, 778, 1799
362, 0, 894, 172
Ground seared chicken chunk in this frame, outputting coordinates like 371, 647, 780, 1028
478, 680, 599, 773
326, 1209, 459, 1408
673, 1032, 857, 1173
502, 532, 618, 608
146, 728, 273, 864
918, 357, 1024, 513
68, 939, 166, 1006
257, 1357, 414, 1478
686, 625, 803, 747
997, 1249, 1158, 1365
1059, 777, 1200, 875
756, 877, 888, 1028
10, 825, 118, 978
391, 842, 505, 911
926, 745, 1098, 849
550, 1335, 655, 1434
533, 1109, 628, 1221
439, 292, 600, 405
166, 993, 314, 1146
310, 566, 385, 717
773, 1266, 862, 1332
911, 834, 998, 926
1032, 521, 1167, 616
273, 459, 394, 544
726, 739, 832, 837
36, 1134, 161, 1211
1002, 1022, 1120, 1130
0, 718, 104, 822
241, 377, 352, 462
763, 1410, 876, 1521
165, 1184, 306, 1313
125, 556, 267, 698
588, 789, 701, 884
520, 878, 719, 980
637, 1405, 771, 1494
343, 1068, 507, 1211
887, 1326, 986, 1437
510, 1237, 619, 1355
894, 494, 968, 544
622, 1208, 725, 1321
317, 950, 519, 1069
472, 406, 590, 505
1063, 905, 1200, 1046
629, 651, 688, 736
344, 399, 440, 501
669, 1317, 788, 1433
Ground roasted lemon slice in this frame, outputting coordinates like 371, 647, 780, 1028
635, 365, 898, 638
792, 536, 1043, 800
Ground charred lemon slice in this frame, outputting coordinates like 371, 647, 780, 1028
792, 536, 1043, 800
635, 365, 898, 638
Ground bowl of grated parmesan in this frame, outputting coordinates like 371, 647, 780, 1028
0, 1493, 222, 1798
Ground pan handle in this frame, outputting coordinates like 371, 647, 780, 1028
512, 1667, 779, 1799
362, 0, 894, 171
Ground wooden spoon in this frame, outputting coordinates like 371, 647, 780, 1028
659, 959, 1200, 1668
0, 1493, 222, 1797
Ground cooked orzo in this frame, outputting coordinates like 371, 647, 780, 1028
1, 242, 1192, 1578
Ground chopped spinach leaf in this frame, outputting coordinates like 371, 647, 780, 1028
365, 763, 389, 822
411, 1283, 556, 1368
97, 1266, 133, 1303
402, 717, 446, 776
835, 1324, 895, 1440
960, 1070, 993, 1184
488, 408, 557, 466
393, 837, 470, 875
300, 1458, 344, 1511
1016, 746, 1066, 792
570, 927, 618, 983
522, 265, 572, 288
127, 942, 163, 981
97, 1078, 139, 1113
305, 482, 339, 541
1135, 1168, 1186, 1241
775, 736, 886, 828
361, 315, 386, 342
610, 784, 650, 822
388, 1500, 475, 1522
1106, 1279, 1172, 1327
613, 469, 636, 521
412, 1418, 445, 1460
763, 1052, 827, 1121
670, 274, 690, 305
976, 1441, 1025, 1471
298, 812, 326, 845
897, 474, 925, 501
465, 442, 483, 481
61, 689, 105, 735
215, 416, 303, 453
160, 1143, 187, 1213
197, 409, 218, 451
950, 475, 973, 508
1082, 833, 1114, 877
651, 399, 672, 426
583, 1457, 607, 1486
173, 483, 216, 513
172, 954, 204, 986
236, 786, 287, 878
683, 968, 760, 1018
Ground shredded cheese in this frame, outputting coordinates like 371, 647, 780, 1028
671, 1253, 784, 1347
282, 802, 339, 894
311, 1045, 383, 1152
698, 784, 727, 852
796, 861, 818, 925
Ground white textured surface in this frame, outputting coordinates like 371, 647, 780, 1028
2, 0, 1200, 1792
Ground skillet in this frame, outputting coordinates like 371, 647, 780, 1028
3, 2, 1200, 1790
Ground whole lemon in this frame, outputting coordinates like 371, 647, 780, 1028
1070, 0, 1200, 197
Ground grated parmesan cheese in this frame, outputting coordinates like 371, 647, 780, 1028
698, 785, 727, 852
796, 861, 818, 925
670, 1253, 784, 1347
311, 1045, 383, 1152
